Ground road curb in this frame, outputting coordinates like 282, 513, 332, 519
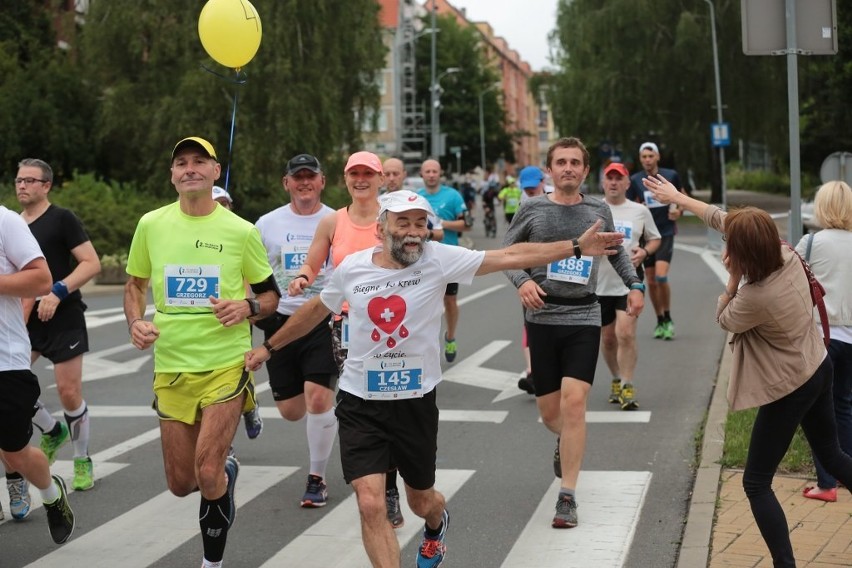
676, 332, 731, 568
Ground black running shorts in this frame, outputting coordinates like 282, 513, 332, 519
27, 300, 89, 363
336, 389, 439, 490
599, 295, 628, 327
0, 370, 40, 452
643, 235, 674, 267
527, 323, 601, 394
260, 313, 339, 401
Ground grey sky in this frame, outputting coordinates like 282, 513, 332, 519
446, 0, 559, 71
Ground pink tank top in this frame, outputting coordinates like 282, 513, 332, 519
331, 206, 380, 268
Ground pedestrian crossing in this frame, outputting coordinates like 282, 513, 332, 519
0, 303, 663, 566
1, 460, 650, 567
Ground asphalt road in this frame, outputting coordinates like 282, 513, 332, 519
1, 216, 730, 567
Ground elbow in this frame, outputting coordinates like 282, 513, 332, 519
37, 274, 52, 296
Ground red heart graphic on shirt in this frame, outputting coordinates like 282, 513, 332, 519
367, 295, 407, 335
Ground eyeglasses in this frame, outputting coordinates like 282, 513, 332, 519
14, 177, 48, 186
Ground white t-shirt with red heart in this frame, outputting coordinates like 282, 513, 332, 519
321, 242, 485, 400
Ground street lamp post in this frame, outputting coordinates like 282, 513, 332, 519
430, 67, 460, 159
704, 0, 727, 210
478, 82, 502, 172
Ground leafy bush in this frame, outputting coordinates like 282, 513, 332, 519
726, 162, 789, 194
0, 173, 170, 258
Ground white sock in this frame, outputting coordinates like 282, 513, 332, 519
40, 477, 61, 503
306, 408, 338, 479
64, 401, 90, 458
32, 400, 57, 433
201, 560, 223, 568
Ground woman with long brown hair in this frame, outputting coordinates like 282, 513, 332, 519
644, 175, 852, 568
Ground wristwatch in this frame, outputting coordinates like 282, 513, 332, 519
629, 282, 646, 293
571, 238, 582, 259
262, 340, 277, 354
246, 298, 260, 317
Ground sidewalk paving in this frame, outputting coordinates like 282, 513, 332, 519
679, 189, 852, 567
711, 472, 852, 567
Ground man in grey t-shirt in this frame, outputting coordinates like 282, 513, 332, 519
503, 137, 646, 529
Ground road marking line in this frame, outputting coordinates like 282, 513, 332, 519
535, 411, 652, 424
259, 469, 475, 568
0, 462, 127, 527
67, 405, 508, 423
85, 304, 155, 329
457, 284, 506, 306
501, 470, 652, 567
25, 465, 297, 568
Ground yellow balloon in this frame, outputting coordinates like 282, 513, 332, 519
198, 0, 262, 69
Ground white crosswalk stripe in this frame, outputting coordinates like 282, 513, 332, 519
25, 466, 297, 568
260, 469, 475, 567
502, 471, 652, 567
5, 465, 650, 567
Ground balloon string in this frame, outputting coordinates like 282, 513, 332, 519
199, 63, 248, 84
224, 84, 239, 192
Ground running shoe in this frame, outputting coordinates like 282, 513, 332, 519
553, 437, 562, 478
72, 457, 94, 491
301, 474, 328, 508
608, 378, 622, 403
386, 487, 405, 529
662, 320, 675, 340
416, 509, 449, 568
653, 323, 665, 339
517, 372, 535, 395
243, 408, 263, 440
619, 382, 639, 411
44, 475, 75, 544
444, 334, 457, 363
40, 422, 70, 465
552, 494, 578, 528
224, 455, 240, 526
7, 476, 31, 520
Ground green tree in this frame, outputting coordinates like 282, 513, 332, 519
0, 1, 96, 180
548, 0, 787, 198
79, 0, 386, 210
415, 13, 514, 173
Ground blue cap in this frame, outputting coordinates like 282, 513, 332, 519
519, 166, 544, 189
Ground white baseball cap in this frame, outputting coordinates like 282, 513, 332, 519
212, 186, 233, 203
378, 190, 435, 217
639, 142, 659, 154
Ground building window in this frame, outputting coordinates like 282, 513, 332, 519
361, 109, 388, 133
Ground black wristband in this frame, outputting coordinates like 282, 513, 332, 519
295, 274, 309, 282
572, 238, 581, 259
246, 298, 260, 317
263, 340, 276, 354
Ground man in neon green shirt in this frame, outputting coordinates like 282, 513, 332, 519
124, 137, 280, 568
498, 175, 523, 224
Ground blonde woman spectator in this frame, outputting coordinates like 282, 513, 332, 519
796, 181, 852, 502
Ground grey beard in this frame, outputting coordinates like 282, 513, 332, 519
388, 235, 423, 266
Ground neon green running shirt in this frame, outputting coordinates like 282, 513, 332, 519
126, 202, 273, 372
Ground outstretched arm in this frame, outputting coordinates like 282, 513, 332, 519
477, 219, 624, 276
245, 296, 332, 371
642, 175, 710, 219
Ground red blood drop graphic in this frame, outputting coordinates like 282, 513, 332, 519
399, 325, 409, 338
371, 328, 380, 342
387, 337, 396, 348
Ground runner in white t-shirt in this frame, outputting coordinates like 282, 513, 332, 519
0, 206, 76, 542
254, 154, 339, 509
596, 163, 661, 410
245, 190, 626, 568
